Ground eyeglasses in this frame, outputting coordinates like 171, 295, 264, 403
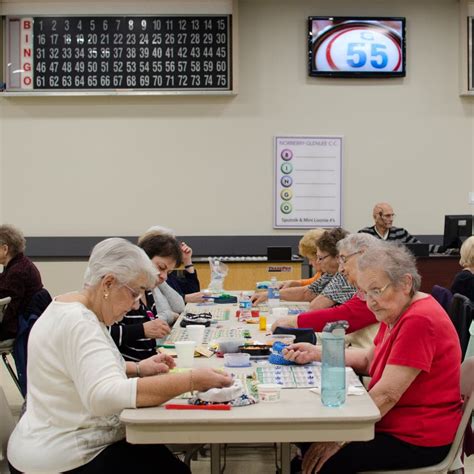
379, 213, 395, 219
338, 251, 362, 264
357, 282, 391, 301
123, 284, 144, 302
316, 254, 331, 262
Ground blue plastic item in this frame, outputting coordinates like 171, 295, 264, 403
268, 341, 295, 365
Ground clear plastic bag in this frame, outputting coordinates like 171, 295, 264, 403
208, 257, 228, 292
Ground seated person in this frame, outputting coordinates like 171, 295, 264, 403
7, 238, 231, 474
141, 226, 203, 303
284, 242, 462, 474
278, 228, 324, 289
0, 224, 43, 341
272, 234, 380, 349
109, 232, 185, 360
138, 232, 186, 325
168, 241, 204, 303
252, 228, 356, 310
450, 236, 474, 301
358, 202, 441, 253
109, 288, 171, 362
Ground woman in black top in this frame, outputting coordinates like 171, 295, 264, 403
451, 236, 474, 301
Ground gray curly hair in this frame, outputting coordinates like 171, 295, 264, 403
357, 241, 421, 295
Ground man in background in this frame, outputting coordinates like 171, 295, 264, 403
358, 202, 441, 253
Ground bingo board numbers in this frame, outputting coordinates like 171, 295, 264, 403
6, 15, 232, 93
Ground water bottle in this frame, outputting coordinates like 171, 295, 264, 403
267, 277, 280, 308
239, 291, 252, 322
321, 321, 348, 407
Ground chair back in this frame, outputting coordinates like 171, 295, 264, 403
0, 297, 11, 324
0, 386, 15, 473
431, 285, 453, 314
450, 294, 474, 360
358, 357, 474, 473
13, 288, 52, 396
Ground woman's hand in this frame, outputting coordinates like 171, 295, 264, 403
251, 291, 268, 305
143, 319, 171, 339
192, 368, 233, 392
139, 353, 176, 376
185, 291, 206, 303
302, 442, 343, 473
282, 342, 321, 364
271, 315, 298, 332
279, 280, 294, 289
181, 242, 193, 267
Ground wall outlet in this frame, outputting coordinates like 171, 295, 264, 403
470, 192, 474, 204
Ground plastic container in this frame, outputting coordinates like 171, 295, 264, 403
268, 277, 281, 308
321, 321, 348, 407
238, 291, 253, 322
217, 337, 246, 354
257, 383, 282, 402
224, 352, 251, 367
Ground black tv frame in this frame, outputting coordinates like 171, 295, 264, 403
443, 215, 473, 250
308, 16, 406, 78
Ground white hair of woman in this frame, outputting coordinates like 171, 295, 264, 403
84, 237, 157, 288
357, 242, 421, 295
337, 233, 382, 254
145, 225, 176, 237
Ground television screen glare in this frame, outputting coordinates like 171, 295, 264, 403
308, 17, 406, 77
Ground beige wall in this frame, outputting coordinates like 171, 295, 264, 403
0, 0, 473, 243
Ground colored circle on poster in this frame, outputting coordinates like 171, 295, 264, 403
281, 163, 293, 174
280, 202, 292, 214
281, 149, 293, 161
281, 176, 293, 187
281, 189, 292, 201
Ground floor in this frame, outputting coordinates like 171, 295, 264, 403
2, 358, 474, 474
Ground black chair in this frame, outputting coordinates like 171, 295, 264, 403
0, 297, 22, 396
449, 294, 474, 361
12, 288, 52, 396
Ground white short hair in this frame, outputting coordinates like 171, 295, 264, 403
83, 238, 157, 288
337, 233, 381, 254
145, 225, 176, 237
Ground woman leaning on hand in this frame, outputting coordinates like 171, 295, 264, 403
284, 242, 462, 474
7, 238, 232, 474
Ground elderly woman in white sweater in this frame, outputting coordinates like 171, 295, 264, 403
7, 238, 231, 474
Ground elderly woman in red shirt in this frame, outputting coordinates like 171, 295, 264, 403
0, 225, 43, 341
284, 241, 462, 474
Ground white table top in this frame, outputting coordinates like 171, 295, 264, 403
121, 302, 380, 445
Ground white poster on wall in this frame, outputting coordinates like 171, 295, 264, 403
274, 136, 343, 229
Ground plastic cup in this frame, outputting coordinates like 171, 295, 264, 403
186, 325, 206, 344
174, 341, 196, 368
271, 307, 289, 319
257, 383, 282, 402
217, 337, 246, 354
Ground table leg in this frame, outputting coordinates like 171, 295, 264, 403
280, 442, 291, 474
210, 443, 221, 474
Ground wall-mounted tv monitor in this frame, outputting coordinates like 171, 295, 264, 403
443, 215, 473, 250
308, 17, 406, 78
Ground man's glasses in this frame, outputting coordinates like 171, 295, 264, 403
338, 251, 362, 264
357, 282, 391, 301
316, 254, 331, 262
379, 213, 395, 219
123, 284, 144, 302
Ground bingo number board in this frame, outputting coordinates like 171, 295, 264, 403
6, 15, 232, 93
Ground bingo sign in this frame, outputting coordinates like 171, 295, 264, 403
274, 136, 343, 229
309, 18, 405, 77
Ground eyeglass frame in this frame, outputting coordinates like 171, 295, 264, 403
315, 253, 331, 262
338, 251, 362, 265
379, 212, 396, 219
122, 283, 145, 302
357, 281, 392, 301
